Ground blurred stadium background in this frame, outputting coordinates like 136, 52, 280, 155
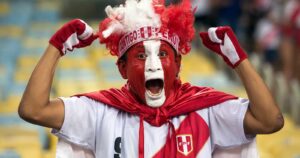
0, 0, 299, 157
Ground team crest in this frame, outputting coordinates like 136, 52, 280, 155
176, 134, 193, 156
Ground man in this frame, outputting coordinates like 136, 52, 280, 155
18, 0, 283, 157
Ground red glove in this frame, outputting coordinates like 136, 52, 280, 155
49, 19, 98, 56
199, 26, 247, 68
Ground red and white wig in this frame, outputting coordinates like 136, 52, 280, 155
98, 0, 195, 57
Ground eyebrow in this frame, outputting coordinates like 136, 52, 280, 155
137, 45, 144, 48
134, 44, 145, 50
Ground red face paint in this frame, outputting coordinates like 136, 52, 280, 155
159, 41, 179, 101
125, 42, 147, 103
123, 40, 180, 107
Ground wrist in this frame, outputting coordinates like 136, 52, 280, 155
231, 55, 247, 68
49, 38, 65, 56
234, 59, 250, 72
47, 44, 63, 58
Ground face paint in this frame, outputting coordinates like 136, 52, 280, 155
124, 40, 179, 107
143, 40, 165, 107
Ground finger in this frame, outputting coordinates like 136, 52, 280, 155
78, 22, 94, 40
208, 27, 222, 44
91, 31, 99, 40
199, 32, 216, 49
199, 32, 209, 43
215, 26, 232, 41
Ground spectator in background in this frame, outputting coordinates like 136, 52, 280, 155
193, 0, 242, 65
192, 0, 215, 50
193, 0, 241, 31
215, 0, 241, 32
254, 5, 280, 67
240, 0, 273, 53
193, 0, 214, 30
280, 0, 300, 82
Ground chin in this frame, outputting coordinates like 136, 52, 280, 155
145, 92, 166, 108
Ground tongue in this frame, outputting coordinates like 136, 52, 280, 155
148, 85, 161, 94
146, 79, 163, 94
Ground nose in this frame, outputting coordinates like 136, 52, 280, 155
147, 66, 161, 72
146, 54, 162, 72
143, 40, 163, 73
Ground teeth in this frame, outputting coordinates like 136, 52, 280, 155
146, 89, 162, 97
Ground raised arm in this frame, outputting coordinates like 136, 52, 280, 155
235, 59, 283, 134
199, 26, 284, 135
18, 19, 98, 130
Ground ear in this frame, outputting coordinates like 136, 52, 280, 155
117, 59, 128, 79
175, 54, 182, 75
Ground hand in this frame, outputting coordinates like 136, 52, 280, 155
199, 26, 247, 68
49, 19, 98, 56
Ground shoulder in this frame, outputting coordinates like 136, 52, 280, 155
208, 98, 249, 117
60, 96, 105, 106
60, 96, 122, 113
195, 98, 249, 112
211, 98, 249, 109
195, 98, 249, 121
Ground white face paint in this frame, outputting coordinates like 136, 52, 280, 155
143, 40, 166, 107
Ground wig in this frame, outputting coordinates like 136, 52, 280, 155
98, 0, 195, 57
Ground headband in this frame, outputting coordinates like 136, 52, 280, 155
118, 26, 180, 57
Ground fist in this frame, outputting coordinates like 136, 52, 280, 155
199, 26, 247, 68
49, 19, 98, 56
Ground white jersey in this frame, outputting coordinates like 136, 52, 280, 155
52, 96, 257, 158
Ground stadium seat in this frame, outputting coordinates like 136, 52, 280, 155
0, 25, 23, 38
290, 80, 300, 124
98, 59, 121, 78
0, 38, 21, 61
55, 81, 83, 96
58, 58, 94, 69
22, 37, 48, 49
274, 72, 289, 113
257, 115, 300, 157
0, 149, 20, 158
0, 113, 49, 150
0, 62, 14, 100
26, 22, 54, 39
0, 126, 42, 158
32, 1, 60, 23
0, 1, 33, 27
0, 1, 10, 16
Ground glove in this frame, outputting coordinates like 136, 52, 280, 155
199, 26, 247, 68
49, 19, 98, 56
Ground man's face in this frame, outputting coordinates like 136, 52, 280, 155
118, 40, 181, 107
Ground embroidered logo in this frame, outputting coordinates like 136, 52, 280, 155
176, 134, 193, 156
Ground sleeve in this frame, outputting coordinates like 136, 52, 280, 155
52, 96, 105, 151
208, 98, 255, 150
212, 139, 259, 158
56, 138, 95, 158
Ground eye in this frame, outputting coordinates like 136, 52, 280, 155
137, 53, 147, 59
158, 51, 167, 58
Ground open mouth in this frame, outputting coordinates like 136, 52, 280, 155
145, 79, 164, 96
